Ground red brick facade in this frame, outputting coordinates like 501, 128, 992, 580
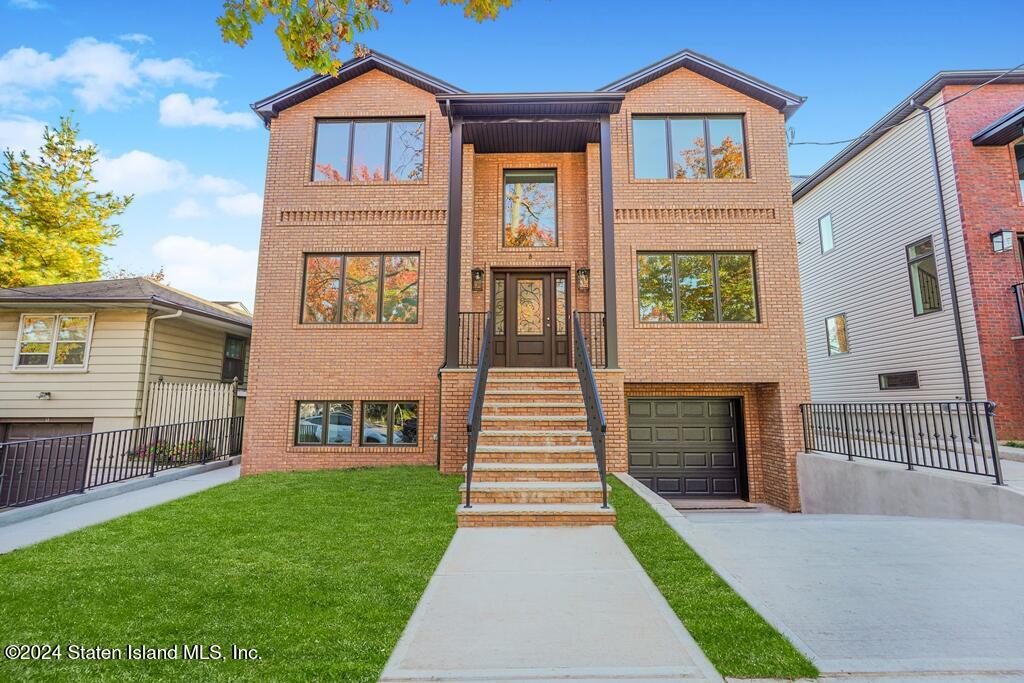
942, 85, 1024, 438
244, 57, 811, 511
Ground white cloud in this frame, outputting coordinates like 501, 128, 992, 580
192, 174, 245, 195
171, 198, 208, 220
119, 33, 153, 44
0, 115, 46, 155
153, 235, 257, 307
0, 37, 219, 111
215, 193, 263, 217
159, 93, 256, 129
94, 150, 190, 196
8, 0, 48, 9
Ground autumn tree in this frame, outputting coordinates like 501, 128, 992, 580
104, 266, 167, 283
219, 0, 513, 74
0, 117, 132, 288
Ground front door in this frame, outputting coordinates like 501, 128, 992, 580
494, 271, 569, 367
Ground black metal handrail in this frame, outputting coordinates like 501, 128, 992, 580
576, 311, 607, 369
1013, 282, 1024, 336
800, 401, 1003, 485
458, 311, 488, 367
0, 415, 244, 508
464, 311, 493, 508
573, 311, 609, 508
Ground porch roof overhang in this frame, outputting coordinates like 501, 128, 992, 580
972, 102, 1024, 146
437, 92, 625, 153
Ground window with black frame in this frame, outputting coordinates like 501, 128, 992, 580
637, 252, 758, 323
222, 335, 247, 382
361, 401, 418, 446
301, 253, 419, 324
311, 119, 425, 182
295, 401, 354, 446
906, 238, 941, 316
632, 115, 747, 180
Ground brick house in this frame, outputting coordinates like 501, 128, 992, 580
793, 71, 1024, 440
243, 49, 811, 523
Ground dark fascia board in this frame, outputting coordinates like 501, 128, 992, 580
437, 92, 624, 117
598, 49, 805, 118
794, 70, 1024, 201
251, 51, 465, 126
0, 295, 252, 329
972, 102, 1024, 146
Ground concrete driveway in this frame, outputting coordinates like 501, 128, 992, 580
668, 508, 1024, 676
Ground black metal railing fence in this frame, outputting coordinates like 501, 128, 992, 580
573, 312, 609, 508
576, 311, 607, 369
463, 312, 494, 508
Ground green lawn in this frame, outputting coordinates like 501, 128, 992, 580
612, 480, 819, 679
0, 467, 460, 683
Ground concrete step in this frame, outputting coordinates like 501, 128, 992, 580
465, 462, 600, 482
460, 481, 605, 505
456, 503, 616, 527
482, 402, 587, 417
478, 429, 592, 447
474, 444, 596, 464
484, 389, 581, 401
480, 415, 588, 430
489, 377, 579, 384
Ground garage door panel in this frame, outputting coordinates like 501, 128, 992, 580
628, 399, 745, 499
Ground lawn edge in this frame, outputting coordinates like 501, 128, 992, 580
612, 472, 820, 679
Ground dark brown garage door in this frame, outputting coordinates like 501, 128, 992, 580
628, 399, 746, 498
1, 421, 93, 507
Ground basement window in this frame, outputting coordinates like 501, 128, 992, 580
295, 401, 353, 446
879, 371, 920, 390
362, 401, 419, 446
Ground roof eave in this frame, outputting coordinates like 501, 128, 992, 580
972, 103, 1024, 146
0, 295, 252, 329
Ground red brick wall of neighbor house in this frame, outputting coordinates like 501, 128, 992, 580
242, 70, 450, 474
942, 84, 1024, 439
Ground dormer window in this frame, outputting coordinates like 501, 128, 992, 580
312, 118, 425, 182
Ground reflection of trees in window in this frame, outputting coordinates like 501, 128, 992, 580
312, 119, 424, 182
303, 256, 342, 322
635, 116, 746, 180
504, 170, 557, 247
676, 255, 715, 322
342, 256, 381, 322
302, 253, 418, 324
382, 255, 419, 323
717, 254, 757, 321
637, 254, 674, 322
389, 121, 425, 181
826, 315, 848, 355
638, 252, 758, 323
362, 401, 419, 446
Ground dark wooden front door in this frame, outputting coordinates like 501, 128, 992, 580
493, 271, 569, 367
627, 399, 747, 498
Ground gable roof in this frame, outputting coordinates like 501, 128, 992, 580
0, 278, 252, 328
793, 69, 1024, 201
972, 101, 1024, 146
252, 52, 464, 126
599, 49, 805, 118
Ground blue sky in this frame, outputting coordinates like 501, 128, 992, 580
1, 0, 1020, 308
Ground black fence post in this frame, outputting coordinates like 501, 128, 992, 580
148, 425, 161, 478
985, 402, 1005, 486
841, 404, 854, 460
899, 403, 914, 470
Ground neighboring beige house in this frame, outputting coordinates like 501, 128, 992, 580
0, 278, 252, 441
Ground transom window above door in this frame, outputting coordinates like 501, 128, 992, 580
503, 169, 557, 247
311, 119, 425, 182
632, 115, 747, 180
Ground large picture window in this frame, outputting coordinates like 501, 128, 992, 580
15, 313, 93, 369
906, 238, 941, 316
302, 253, 419, 324
637, 252, 758, 323
362, 401, 419, 446
312, 119, 425, 182
295, 401, 353, 446
503, 169, 557, 247
632, 115, 747, 180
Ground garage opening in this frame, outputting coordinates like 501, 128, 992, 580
627, 398, 747, 499
0, 421, 94, 507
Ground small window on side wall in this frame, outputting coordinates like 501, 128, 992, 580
906, 238, 941, 315
879, 371, 920, 390
362, 401, 419, 446
295, 401, 353, 446
818, 214, 834, 253
222, 335, 247, 382
825, 314, 848, 355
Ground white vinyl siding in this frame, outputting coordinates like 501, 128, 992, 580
148, 318, 230, 384
794, 92, 985, 403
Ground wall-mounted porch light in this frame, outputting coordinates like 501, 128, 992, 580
991, 229, 1015, 253
471, 268, 485, 291
576, 268, 591, 292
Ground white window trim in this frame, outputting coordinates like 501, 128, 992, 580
818, 213, 835, 254
13, 313, 95, 372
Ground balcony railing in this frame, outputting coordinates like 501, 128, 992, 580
576, 311, 607, 369
1013, 282, 1024, 336
459, 310, 606, 368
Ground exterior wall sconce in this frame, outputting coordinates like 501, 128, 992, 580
576, 268, 591, 292
471, 268, 484, 292
991, 229, 1014, 253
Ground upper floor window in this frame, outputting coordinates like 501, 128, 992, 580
632, 115, 747, 180
637, 252, 758, 323
15, 313, 93, 369
503, 169, 557, 247
222, 335, 247, 382
906, 238, 941, 316
826, 314, 848, 355
1015, 141, 1024, 199
312, 119, 424, 182
818, 213, 834, 253
302, 253, 419, 324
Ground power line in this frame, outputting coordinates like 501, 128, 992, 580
788, 62, 1024, 147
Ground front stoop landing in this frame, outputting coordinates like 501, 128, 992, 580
457, 369, 616, 527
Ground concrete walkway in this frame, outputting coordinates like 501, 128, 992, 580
0, 464, 240, 554
380, 526, 723, 682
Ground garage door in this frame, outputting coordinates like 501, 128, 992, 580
1, 421, 93, 507
628, 399, 745, 498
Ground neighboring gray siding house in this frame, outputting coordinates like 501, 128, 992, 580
0, 278, 251, 441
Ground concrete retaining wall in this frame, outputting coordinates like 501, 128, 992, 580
798, 451, 1024, 525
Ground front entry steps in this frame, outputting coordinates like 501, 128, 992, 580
457, 369, 615, 527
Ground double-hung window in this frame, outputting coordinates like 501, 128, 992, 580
222, 335, 247, 382
637, 252, 758, 323
906, 238, 941, 316
632, 115, 747, 180
302, 253, 420, 324
312, 118, 425, 182
15, 314, 93, 369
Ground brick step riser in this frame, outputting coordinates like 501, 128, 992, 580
480, 419, 589, 431
475, 452, 596, 464
463, 489, 604, 505
470, 470, 600, 483
478, 434, 592, 447
457, 513, 616, 528
481, 405, 586, 417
